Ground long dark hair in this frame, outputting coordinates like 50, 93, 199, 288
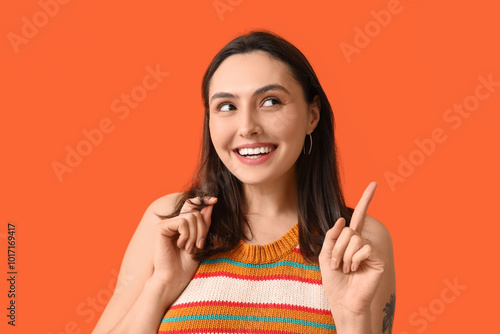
157, 30, 354, 262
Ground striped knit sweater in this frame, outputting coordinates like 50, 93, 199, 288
158, 223, 337, 333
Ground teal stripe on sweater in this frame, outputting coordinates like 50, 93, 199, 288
161, 314, 335, 330
201, 258, 320, 271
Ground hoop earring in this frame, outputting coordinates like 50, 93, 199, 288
303, 133, 312, 155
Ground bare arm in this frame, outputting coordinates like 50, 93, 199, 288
92, 192, 182, 334
108, 275, 182, 334
333, 216, 396, 334
319, 182, 396, 334
366, 216, 396, 334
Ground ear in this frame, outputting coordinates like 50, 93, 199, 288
307, 95, 321, 134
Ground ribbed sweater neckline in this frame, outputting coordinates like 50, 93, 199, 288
228, 222, 299, 264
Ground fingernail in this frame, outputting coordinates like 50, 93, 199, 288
197, 238, 204, 249
351, 262, 356, 272
343, 263, 349, 273
331, 258, 337, 269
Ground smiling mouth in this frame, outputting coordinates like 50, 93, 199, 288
234, 145, 278, 158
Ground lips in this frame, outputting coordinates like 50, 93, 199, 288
233, 144, 278, 165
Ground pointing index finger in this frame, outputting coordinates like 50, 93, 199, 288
349, 181, 378, 233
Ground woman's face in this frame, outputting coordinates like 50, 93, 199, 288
208, 51, 319, 186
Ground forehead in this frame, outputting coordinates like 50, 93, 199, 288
208, 51, 298, 95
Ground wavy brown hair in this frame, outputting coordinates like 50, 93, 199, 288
157, 30, 354, 262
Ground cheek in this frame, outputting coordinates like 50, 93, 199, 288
209, 119, 231, 149
268, 108, 305, 133
269, 112, 306, 142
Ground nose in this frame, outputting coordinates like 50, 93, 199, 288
237, 104, 262, 137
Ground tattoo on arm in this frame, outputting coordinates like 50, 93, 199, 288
382, 293, 396, 334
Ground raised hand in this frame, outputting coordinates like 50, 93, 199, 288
151, 196, 217, 292
319, 182, 385, 315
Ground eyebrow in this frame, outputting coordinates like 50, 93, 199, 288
209, 84, 290, 105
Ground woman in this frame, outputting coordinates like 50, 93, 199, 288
93, 30, 396, 334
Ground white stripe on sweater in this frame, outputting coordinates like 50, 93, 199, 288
171, 275, 332, 311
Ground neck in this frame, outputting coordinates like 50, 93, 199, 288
241, 165, 298, 244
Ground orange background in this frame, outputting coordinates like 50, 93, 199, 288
2, 0, 499, 333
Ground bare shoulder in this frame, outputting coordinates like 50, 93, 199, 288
148, 192, 183, 216
362, 215, 394, 256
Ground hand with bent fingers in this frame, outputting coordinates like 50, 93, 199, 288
151, 196, 217, 293
319, 182, 385, 315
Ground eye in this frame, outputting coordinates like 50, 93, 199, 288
262, 97, 282, 107
217, 102, 236, 112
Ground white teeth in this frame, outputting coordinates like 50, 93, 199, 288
238, 146, 276, 156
